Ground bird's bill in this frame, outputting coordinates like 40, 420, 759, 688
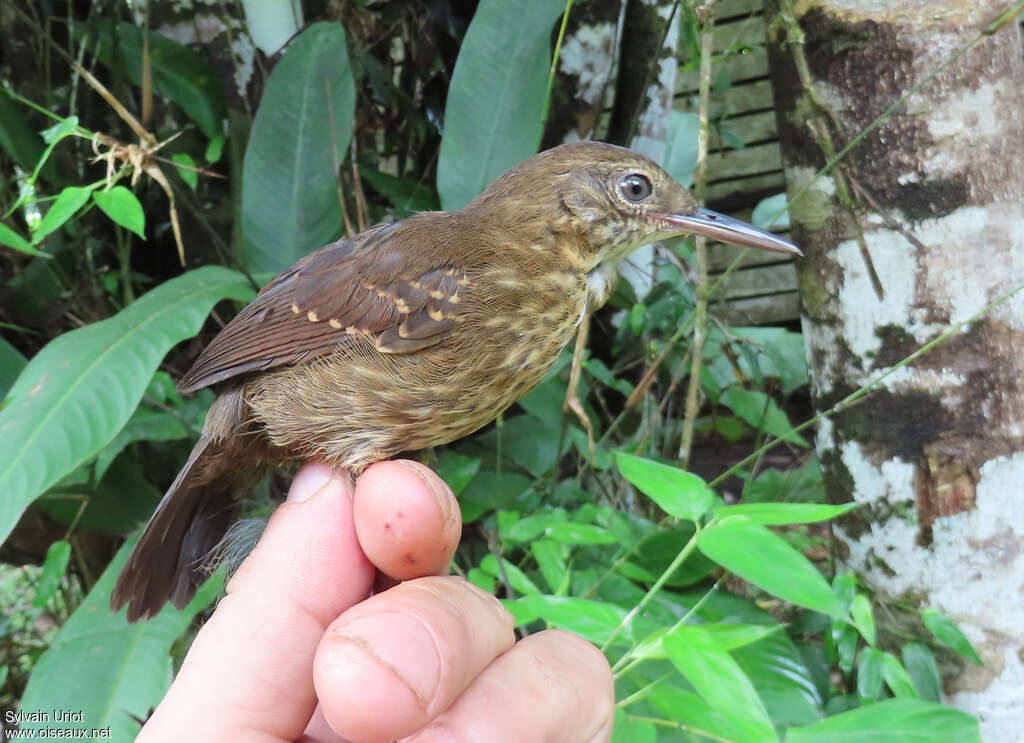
661, 208, 802, 256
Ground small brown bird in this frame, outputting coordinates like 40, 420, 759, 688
112, 141, 799, 621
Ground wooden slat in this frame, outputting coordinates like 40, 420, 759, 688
708, 242, 795, 272
713, 262, 798, 299
712, 15, 767, 53
713, 291, 802, 325
715, 0, 764, 19
707, 142, 782, 180
706, 170, 785, 204
675, 78, 775, 117
709, 110, 778, 149
677, 48, 769, 93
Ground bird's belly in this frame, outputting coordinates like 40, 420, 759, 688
244, 327, 572, 472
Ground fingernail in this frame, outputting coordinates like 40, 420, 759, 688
287, 462, 335, 503
397, 460, 455, 525
334, 612, 440, 707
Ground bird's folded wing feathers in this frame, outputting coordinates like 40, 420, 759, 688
177, 222, 468, 393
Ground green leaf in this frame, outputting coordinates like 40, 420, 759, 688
663, 111, 700, 188
698, 519, 845, 618
32, 185, 94, 244
20, 538, 219, 741
0, 222, 46, 257
672, 623, 785, 652
436, 0, 565, 210
518, 595, 629, 645
435, 450, 481, 496
0, 267, 254, 545
358, 167, 439, 217
784, 699, 980, 743
92, 404, 189, 482
500, 509, 568, 543
479, 414, 566, 477
33, 540, 71, 608
93, 186, 145, 239
714, 502, 856, 525
857, 647, 883, 699
721, 386, 809, 446
0, 336, 27, 401
616, 452, 714, 522
646, 685, 754, 742
479, 554, 541, 596
91, 21, 226, 140
171, 153, 198, 190
241, 22, 355, 273
205, 135, 224, 164
922, 608, 983, 665
546, 522, 618, 545
882, 652, 918, 698
611, 711, 656, 743
901, 643, 941, 702
850, 594, 876, 646
753, 192, 790, 231
531, 538, 567, 593
664, 634, 777, 743
734, 631, 824, 726
0, 88, 55, 185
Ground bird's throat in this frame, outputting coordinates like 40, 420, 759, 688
585, 262, 619, 311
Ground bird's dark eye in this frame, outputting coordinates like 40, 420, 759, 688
619, 173, 653, 202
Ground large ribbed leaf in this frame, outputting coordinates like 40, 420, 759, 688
0, 266, 254, 544
21, 539, 219, 740
436, 0, 565, 210
240, 22, 355, 273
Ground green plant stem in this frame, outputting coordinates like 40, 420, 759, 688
677, 3, 714, 468
614, 670, 673, 708
709, 280, 1024, 489
601, 522, 701, 652
539, 0, 574, 136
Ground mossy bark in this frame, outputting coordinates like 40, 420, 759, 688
765, 1, 1024, 735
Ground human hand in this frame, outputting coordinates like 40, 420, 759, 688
138, 460, 615, 742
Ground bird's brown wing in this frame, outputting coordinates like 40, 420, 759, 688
177, 221, 468, 393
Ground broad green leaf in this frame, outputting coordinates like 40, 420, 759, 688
882, 652, 917, 698
93, 186, 145, 239
459, 469, 534, 516
616, 452, 713, 522
714, 502, 856, 525
646, 685, 754, 742
0, 222, 47, 257
479, 414, 566, 477
734, 631, 824, 726
721, 386, 809, 446
467, 567, 495, 593
784, 699, 980, 743
0, 267, 254, 544
531, 538, 567, 594
901, 643, 941, 702
672, 623, 784, 652
92, 405, 189, 481
479, 554, 541, 596
171, 153, 198, 190
611, 711, 656, 743
435, 450, 481, 496
0, 336, 27, 401
358, 167, 439, 217
850, 594, 876, 646
698, 519, 845, 618
922, 608, 983, 665
33, 540, 71, 608
518, 595, 629, 645
241, 22, 355, 273
0, 88, 56, 185
546, 521, 618, 545
436, 0, 564, 210
92, 21, 225, 140
663, 111, 700, 188
664, 634, 777, 743
857, 647, 883, 699
32, 185, 94, 244
500, 509, 568, 543
730, 327, 808, 396
20, 539, 219, 741
753, 192, 790, 230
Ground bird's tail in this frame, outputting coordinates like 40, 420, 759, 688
111, 388, 258, 622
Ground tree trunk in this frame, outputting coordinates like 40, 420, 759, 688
765, 1, 1024, 737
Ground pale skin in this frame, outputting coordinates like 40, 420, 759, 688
138, 460, 615, 743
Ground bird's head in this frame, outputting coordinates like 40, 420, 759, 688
472, 141, 800, 271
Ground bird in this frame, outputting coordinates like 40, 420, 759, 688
111, 140, 800, 621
